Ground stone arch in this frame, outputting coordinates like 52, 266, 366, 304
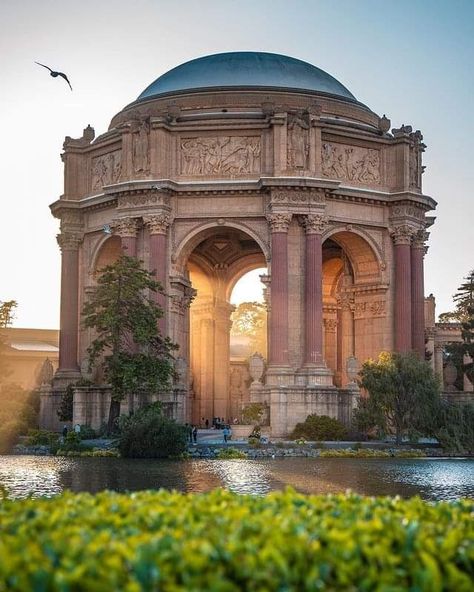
173, 219, 270, 273
225, 254, 267, 301
323, 226, 383, 283
89, 234, 122, 275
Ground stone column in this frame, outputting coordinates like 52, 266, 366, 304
391, 225, 414, 352
56, 232, 82, 377
302, 214, 328, 366
213, 301, 234, 421
411, 229, 428, 357
463, 354, 474, 393
144, 213, 171, 334
434, 344, 444, 384
267, 213, 292, 367
114, 217, 139, 257
324, 318, 338, 373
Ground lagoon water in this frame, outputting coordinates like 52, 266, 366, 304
1, 456, 473, 500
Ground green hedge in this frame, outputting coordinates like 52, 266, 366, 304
0, 490, 472, 591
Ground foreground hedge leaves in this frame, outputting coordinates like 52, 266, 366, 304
0, 489, 473, 591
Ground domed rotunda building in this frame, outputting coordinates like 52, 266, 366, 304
44, 52, 436, 435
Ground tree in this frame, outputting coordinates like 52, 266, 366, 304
82, 256, 177, 432
441, 270, 474, 385
355, 351, 441, 444
231, 301, 267, 355
0, 300, 17, 386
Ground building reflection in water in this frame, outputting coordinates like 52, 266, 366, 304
0, 456, 472, 501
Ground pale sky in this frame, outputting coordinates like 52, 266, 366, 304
1, 0, 473, 328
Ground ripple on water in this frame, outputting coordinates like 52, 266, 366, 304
0, 456, 473, 500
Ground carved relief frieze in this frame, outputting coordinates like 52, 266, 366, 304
287, 112, 309, 169
117, 192, 171, 209
354, 300, 386, 319
322, 142, 380, 185
91, 151, 122, 191
180, 136, 261, 175
390, 204, 425, 221
271, 189, 326, 205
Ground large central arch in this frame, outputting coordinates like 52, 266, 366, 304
182, 226, 267, 424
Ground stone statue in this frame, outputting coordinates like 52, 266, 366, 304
133, 119, 150, 174
287, 113, 309, 169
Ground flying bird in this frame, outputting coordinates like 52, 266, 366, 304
35, 62, 72, 90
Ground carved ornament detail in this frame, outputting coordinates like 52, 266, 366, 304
132, 119, 150, 175
271, 190, 325, 204
57, 232, 83, 251
354, 300, 386, 319
412, 228, 430, 249
267, 213, 292, 233
302, 214, 328, 234
390, 224, 417, 246
180, 136, 261, 175
113, 217, 139, 239
92, 151, 122, 191
143, 213, 171, 235
323, 318, 338, 333
118, 192, 171, 209
322, 143, 380, 185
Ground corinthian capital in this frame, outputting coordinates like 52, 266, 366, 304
57, 232, 83, 252
112, 217, 139, 238
143, 213, 171, 235
412, 228, 430, 249
302, 213, 328, 234
390, 224, 416, 246
267, 213, 292, 233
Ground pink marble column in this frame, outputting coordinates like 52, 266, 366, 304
114, 217, 139, 257
267, 213, 292, 366
57, 232, 82, 373
392, 226, 414, 352
144, 213, 170, 334
303, 214, 328, 365
411, 230, 428, 357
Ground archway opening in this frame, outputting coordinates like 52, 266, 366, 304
186, 228, 266, 425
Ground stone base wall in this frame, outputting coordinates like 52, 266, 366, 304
266, 386, 358, 437
40, 386, 187, 431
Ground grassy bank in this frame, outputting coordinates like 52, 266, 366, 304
0, 489, 472, 591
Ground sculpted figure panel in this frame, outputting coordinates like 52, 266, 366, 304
132, 119, 150, 174
91, 151, 122, 191
180, 136, 261, 175
287, 113, 309, 169
322, 143, 380, 185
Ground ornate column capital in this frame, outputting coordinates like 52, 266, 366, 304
412, 228, 430, 250
266, 212, 292, 233
323, 318, 338, 333
390, 224, 417, 246
143, 213, 171, 235
302, 213, 328, 234
112, 217, 140, 238
56, 232, 83, 252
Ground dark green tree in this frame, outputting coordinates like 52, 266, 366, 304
82, 256, 177, 432
355, 351, 441, 444
442, 270, 474, 384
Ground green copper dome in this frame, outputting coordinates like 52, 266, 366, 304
137, 52, 356, 102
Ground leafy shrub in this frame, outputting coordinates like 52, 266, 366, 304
118, 402, 187, 458
25, 430, 58, 447
291, 414, 348, 441
57, 384, 74, 422
241, 403, 265, 425
318, 448, 426, 458
435, 402, 474, 453
76, 425, 97, 440
216, 447, 247, 459
0, 489, 472, 591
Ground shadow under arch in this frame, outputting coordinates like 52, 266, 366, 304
322, 226, 383, 283
89, 234, 122, 276
173, 220, 269, 274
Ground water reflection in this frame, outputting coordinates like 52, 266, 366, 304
0, 456, 472, 501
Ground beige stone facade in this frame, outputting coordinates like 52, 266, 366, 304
43, 52, 438, 435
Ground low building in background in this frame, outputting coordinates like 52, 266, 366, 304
1, 328, 59, 391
